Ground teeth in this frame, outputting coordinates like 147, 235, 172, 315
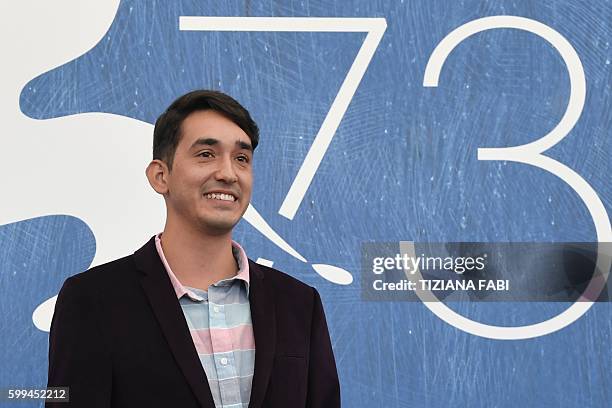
206, 193, 236, 202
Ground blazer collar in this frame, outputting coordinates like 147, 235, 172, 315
133, 236, 215, 408
133, 236, 278, 408
247, 260, 276, 408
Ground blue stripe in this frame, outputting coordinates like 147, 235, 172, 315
198, 349, 256, 380
181, 302, 253, 329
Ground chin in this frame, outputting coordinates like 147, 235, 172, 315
198, 217, 240, 235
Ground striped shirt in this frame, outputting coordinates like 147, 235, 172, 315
155, 234, 255, 408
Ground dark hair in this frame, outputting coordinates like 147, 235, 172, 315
153, 90, 259, 169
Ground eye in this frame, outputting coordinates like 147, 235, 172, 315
236, 154, 250, 163
198, 151, 214, 158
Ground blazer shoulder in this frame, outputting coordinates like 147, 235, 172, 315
249, 259, 316, 299
63, 254, 136, 293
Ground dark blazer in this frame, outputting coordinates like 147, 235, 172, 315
46, 236, 340, 407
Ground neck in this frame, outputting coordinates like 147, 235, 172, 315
159, 215, 238, 291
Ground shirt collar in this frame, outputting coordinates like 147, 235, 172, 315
154, 233, 250, 301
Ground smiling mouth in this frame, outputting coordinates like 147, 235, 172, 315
205, 193, 237, 202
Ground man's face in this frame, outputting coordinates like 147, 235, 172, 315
163, 110, 253, 235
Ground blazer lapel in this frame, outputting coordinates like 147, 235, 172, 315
247, 261, 277, 408
133, 237, 215, 408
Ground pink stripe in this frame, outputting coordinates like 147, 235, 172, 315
190, 324, 255, 355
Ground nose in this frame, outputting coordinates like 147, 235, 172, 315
214, 154, 238, 183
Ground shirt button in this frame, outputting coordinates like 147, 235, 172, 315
220, 357, 228, 365
213, 306, 220, 313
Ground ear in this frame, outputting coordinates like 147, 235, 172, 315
146, 159, 170, 195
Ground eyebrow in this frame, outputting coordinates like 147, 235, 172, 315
190, 138, 253, 152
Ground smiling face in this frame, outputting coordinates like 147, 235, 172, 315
149, 109, 253, 236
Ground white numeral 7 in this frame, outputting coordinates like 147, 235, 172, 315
180, 16, 387, 219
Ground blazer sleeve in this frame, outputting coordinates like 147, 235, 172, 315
306, 288, 341, 408
46, 276, 112, 408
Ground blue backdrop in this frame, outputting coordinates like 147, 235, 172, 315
2, 1, 611, 407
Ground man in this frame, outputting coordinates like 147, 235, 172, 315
46, 90, 340, 407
